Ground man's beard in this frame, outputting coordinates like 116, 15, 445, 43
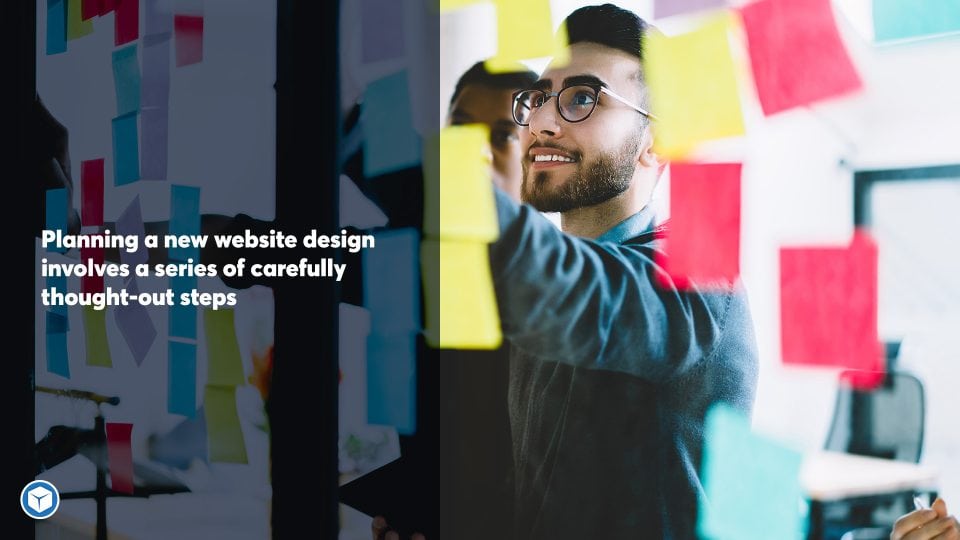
521, 136, 640, 213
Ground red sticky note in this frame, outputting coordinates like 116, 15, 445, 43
81, 241, 104, 293
174, 15, 204, 67
114, 0, 138, 46
739, 0, 862, 115
81, 0, 98, 20
106, 422, 134, 494
657, 163, 741, 289
99, 0, 117, 16
780, 231, 884, 387
81, 159, 104, 226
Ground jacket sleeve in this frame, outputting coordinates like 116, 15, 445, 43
489, 188, 736, 383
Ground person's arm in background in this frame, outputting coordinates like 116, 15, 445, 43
891, 498, 960, 540
34, 97, 80, 237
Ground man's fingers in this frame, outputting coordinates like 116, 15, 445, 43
385, 532, 400, 540
933, 498, 949, 518
931, 517, 960, 540
411, 534, 426, 540
894, 509, 940, 539
371, 516, 388, 538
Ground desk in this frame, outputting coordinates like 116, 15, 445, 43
801, 451, 939, 540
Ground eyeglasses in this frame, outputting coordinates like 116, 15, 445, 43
511, 84, 658, 127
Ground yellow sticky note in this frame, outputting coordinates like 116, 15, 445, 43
67, 0, 94, 41
645, 13, 745, 159
438, 0, 486, 12
204, 309, 246, 387
204, 385, 248, 464
424, 125, 499, 242
485, 2, 569, 73
422, 239, 502, 349
83, 306, 112, 367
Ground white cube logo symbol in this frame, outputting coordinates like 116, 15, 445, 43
27, 486, 53, 513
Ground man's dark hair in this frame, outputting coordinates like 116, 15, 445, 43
565, 3, 651, 62
449, 62, 538, 107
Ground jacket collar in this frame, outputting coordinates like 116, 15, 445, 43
595, 204, 658, 244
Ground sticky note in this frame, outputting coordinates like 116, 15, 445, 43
112, 112, 140, 186
740, 0, 862, 116
174, 15, 204, 67
658, 163, 741, 288
105, 423, 135, 494
363, 228, 420, 334
81, 0, 98, 20
144, 0, 174, 37
169, 275, 197, 339
204, 385, 248, 463
645, 14, 745, 158
421, 239, 502, 349
80, 242, 104, 293
115, 279, 156, 366
47, 276, 69, 319
367, 333, 416, 435
46, 188, 68, 253
168, 340, 197, 417
140, 107, 169, 181
112, 44, 141, 116
362, 0, 405, 63
83, 305, 112, 367
141, 36, 171, 109
100, 0, 117, 16
116, 196, 148, 267
81, 159, 104, 226
424, 125, 498, 242
204, 309, 245, 386
779, 231, 884, 384
67, 0, 93, 40
148, 409, 207, 469
47, 0, 67, 55
439, 0, 484, 11
340, 175, 388, 229
362, 71, 421, 176
46, 311, 70, 334
700, 403, 805, 540
654, 0, 725, 19
47, 330, 70, 379
115, 0, 138, 45
169, 185, 201, 262
873, 0, 960, 42
486, 0, 569, 73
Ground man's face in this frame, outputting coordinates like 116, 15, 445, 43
448, 85, 524, 202
520, 42, 649, 213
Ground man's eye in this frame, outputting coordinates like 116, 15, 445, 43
569, 91, 595, 107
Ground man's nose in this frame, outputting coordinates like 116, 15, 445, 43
528, 98, 561, 138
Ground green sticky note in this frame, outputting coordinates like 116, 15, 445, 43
67, 0, 93, 40
204, 385, 248, 463
83, 306, 112, 367
873, 0, 960, 42
204, 309, 245, 386
699, 403, 805, 540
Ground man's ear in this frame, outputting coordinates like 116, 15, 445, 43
638, 127, 659, 168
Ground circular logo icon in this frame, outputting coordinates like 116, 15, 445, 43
20, 480, 60, 519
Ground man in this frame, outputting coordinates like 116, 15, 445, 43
487, 4, 758, 538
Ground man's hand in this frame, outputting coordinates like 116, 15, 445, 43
891, 498, 960, 540
371, 516, 425, 540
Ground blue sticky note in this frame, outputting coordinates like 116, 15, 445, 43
169, 185, 201, 262
169, 274, 197, 339
112, 44, 142, 115
47, 276, 69, 318
367, 332, 416, 435
699, 403, 805, 540
363, 228, 420, 334
873, 0, 960, 42
46, 188, 68, 253
112, 112, 140, 185
362, 71, 422, 176
47, 0, 67, 55
47, 330, 70, 379
142, 35, 171, 109
168, 340, 197, 417
46, 311, 70, 334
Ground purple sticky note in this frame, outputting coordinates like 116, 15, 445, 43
361, 0, 406, 63
115, 279, 157, 366
144, 0, 173, 37
141, 35, 171, 109
654, 0, 725, 19
141, 107, 169, 180
115, 196, 148, 266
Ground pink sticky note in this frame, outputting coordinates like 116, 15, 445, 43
657, 163, 741, 289
81, 159, 104, 226
739, 0, 862, 115
779, 231, 884, 387
106, 423, 134, 494
81, 241, 104, 294
174, 15, 204, 67
114, 0, 138, 46
99, 0, 116, 16
81, 0, 98, 20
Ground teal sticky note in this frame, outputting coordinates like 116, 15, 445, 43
873, 0, 960, 42
112, 44, 142, 115
112, 112, 140, 185
47, 0, 67, 55
367, 332, 416, 435
46, 188, 68, 253
47, 276, 69, 319
47, 329, 70, 379
169, 185, 201, 262
699, 403, 805, 540
362, 228, 420, 334
362, 71, 422, 176
169, 274, 197, 339
168, 340, 197, 417
46, 311, 70, 334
